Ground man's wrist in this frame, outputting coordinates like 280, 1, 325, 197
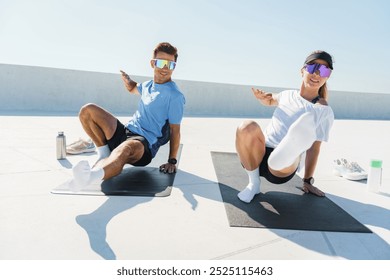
168, 158, 177, 165
128, 81, 136, 91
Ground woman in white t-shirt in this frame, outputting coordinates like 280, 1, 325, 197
235, 50, 334, 203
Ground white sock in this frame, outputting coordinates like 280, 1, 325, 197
97, 145, 111, 161
238, 168, 261, 203
72, 160, 104, 187
268, 112, 316, 170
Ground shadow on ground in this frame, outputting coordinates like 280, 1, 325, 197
75, 170, 390, 260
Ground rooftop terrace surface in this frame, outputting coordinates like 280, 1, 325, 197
0, 116, 389, 260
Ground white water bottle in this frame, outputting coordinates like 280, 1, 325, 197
56, 132, 66, 160
367, 159, 382, 193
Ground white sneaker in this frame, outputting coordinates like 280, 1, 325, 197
333, 158, 368, 181
66, 138, 96, 155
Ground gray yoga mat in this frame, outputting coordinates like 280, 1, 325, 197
52, 144, 181, 197
211, 151, 371, 233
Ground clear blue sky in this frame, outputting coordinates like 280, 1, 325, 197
1, 0, 389, 93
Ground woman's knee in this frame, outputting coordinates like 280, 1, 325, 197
236, 120, 260, 137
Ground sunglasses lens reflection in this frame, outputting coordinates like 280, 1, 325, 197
154, 59, 176, 70
319, 66, 332, 77
155, 60, 168, 68
305, 64, 316, 74
305, 63, 331, 77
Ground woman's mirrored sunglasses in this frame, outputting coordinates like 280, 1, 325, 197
153, 59, 176, 70
304, 63, 332, 77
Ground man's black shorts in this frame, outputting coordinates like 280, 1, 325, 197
106, 120, 152, 166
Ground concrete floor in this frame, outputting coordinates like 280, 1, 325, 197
0, 116, 389, 260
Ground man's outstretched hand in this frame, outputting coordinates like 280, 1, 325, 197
120, 70, 136, 93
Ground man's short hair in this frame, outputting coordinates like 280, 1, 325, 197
153, 42, 178, 61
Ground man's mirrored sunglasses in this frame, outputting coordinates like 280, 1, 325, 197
153, 59, 176, 70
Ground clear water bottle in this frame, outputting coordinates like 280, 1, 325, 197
56, 132, 66, 160
367, 159, 382, 193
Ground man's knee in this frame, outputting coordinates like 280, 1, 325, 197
114, 140, 144, 162
79, 103, 97, 121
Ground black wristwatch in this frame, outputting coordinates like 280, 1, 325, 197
168, 158, 177, 165
303, 177, 314, 184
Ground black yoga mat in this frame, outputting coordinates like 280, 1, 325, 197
211, 151, 371, 233
52, 144, 181, 197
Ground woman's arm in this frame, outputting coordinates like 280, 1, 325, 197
302, 141, 325, 197
252, 88, 278, 106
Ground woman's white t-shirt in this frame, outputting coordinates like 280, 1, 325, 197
265, 90, 334, 148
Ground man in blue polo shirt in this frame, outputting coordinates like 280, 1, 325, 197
71, 42, 185, 187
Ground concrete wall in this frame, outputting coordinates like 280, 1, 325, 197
1, 63, 389, 119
